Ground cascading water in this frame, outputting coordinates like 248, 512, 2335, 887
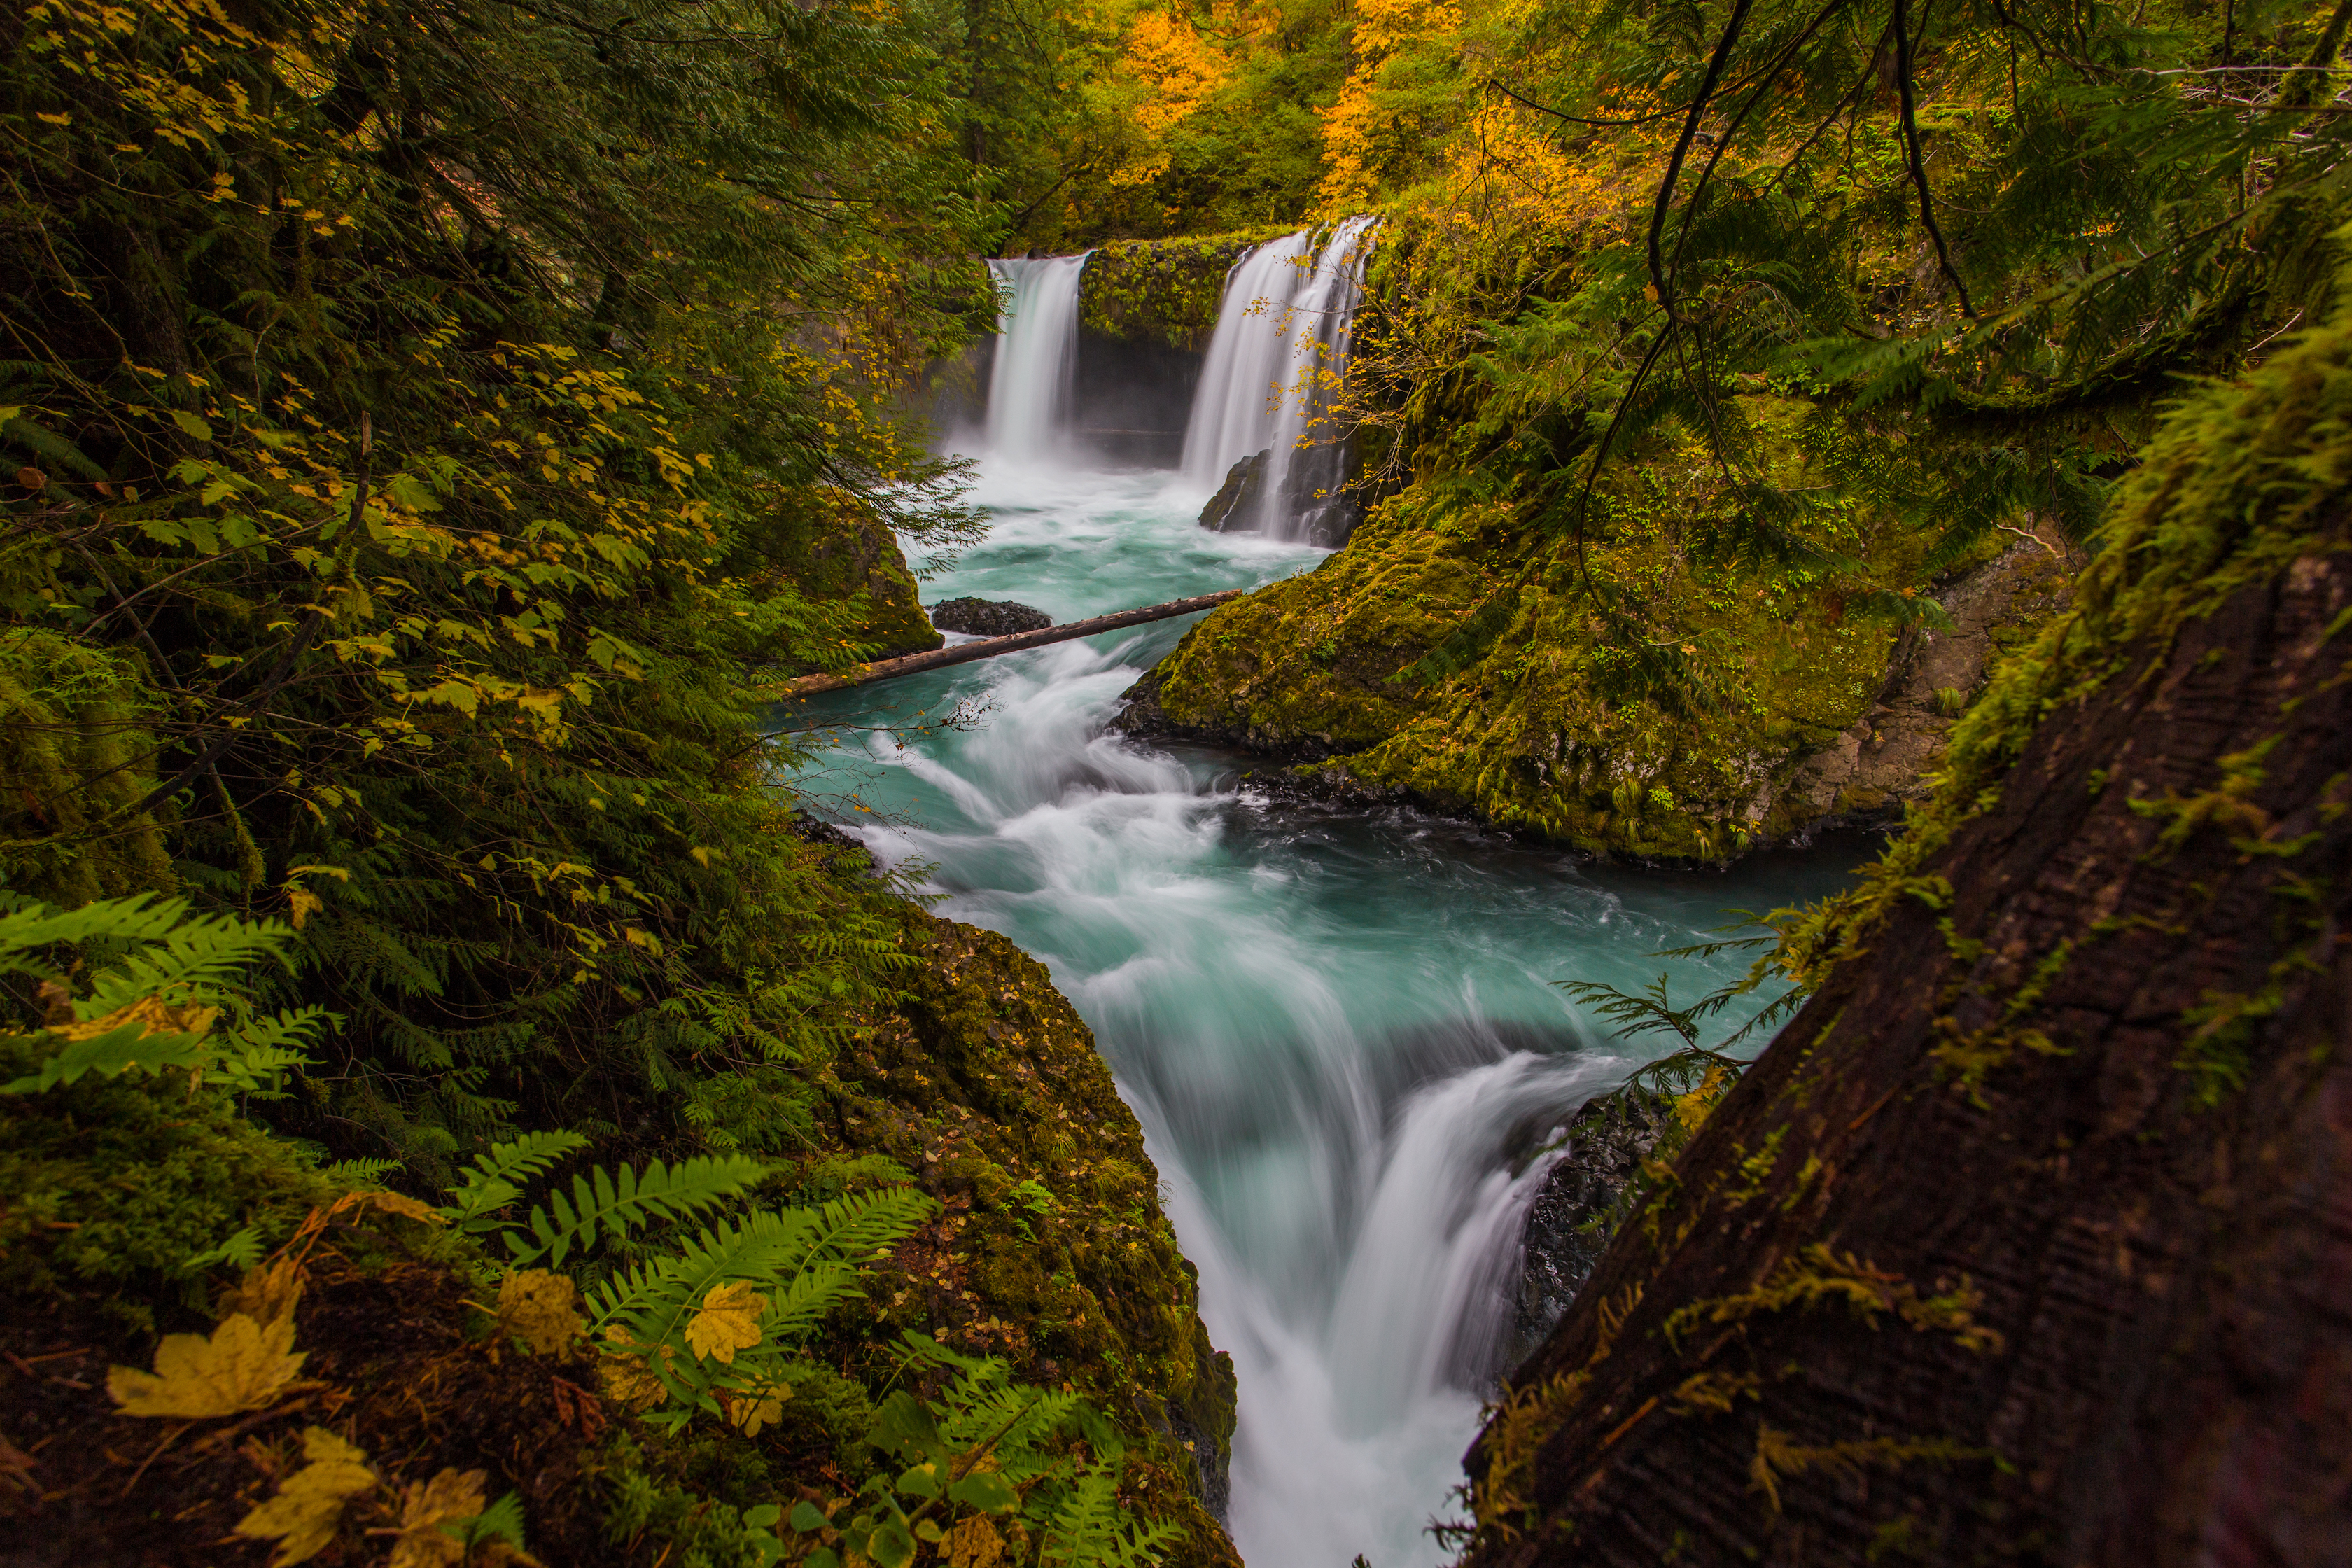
802, 465, 1867, 1567
1254, 214, 1379, 545
1182, 232, 1315, 492
1180, 220, 1378, 543
986, 255, 1089, 461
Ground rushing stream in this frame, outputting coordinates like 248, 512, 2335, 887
799, 237, 1870, 1568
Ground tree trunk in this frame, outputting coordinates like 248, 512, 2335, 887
1459, 323, 2352, 1566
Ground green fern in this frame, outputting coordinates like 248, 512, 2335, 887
506, 1152, 774, 1267
0, 893, 329, 1095
1037, 1471, 1184, 1568
437, 1130, 593, 1230
797, 1339, 1180, 1568
587, 1186, 936, 1411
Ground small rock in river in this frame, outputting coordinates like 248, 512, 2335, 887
929, 598, 1054, 636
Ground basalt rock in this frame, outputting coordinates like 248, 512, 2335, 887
1506, 1093, 1672, 1371
929, 597, 1054, 637
1198, 449, 1269, 533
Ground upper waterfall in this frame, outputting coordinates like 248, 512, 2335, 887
985, 254, 1088, 461
1180, 217, 1378, 544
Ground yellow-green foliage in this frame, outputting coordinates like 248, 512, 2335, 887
0, 632, 170, 902
1774, 297, 2352, 990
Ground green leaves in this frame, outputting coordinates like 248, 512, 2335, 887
0, 893, 328, 1095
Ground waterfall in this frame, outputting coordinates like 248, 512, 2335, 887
1181, 231, 1316, 491
1257, 214, 1378, 545
804, 463, 1861, 1568
1180, 217, 1379, 544
986, 254, 1089, 462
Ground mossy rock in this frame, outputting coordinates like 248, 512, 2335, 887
778, 507, 944, 666
816, 904, 1240, 1566
1126, 421, 2067, 861
1079, 227, 1296, 351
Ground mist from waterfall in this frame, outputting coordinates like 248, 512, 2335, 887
802, 463, 1866, 1567
985, 254, 1088, 462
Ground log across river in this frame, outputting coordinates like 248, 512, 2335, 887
782, 589, 1245, 696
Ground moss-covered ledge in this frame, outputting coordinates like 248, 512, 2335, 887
1077, 227, 1298, 351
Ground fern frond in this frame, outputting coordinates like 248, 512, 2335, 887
1035, 1469, 1184, 1568
437, 1130, 592, 1230
508, 1152, 771, 1266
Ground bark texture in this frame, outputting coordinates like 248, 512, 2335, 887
1459, 322, 2352, 1566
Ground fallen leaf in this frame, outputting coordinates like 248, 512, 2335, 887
108, 1311, 304, 1418
233, 1427, 377, 1566
496, 1270, 582, 1355
51, 995, 217, 1042
597, 1330, 673, 1410
388, 1466, 486, 1568
724, 1377, 792, 1438
219, 1259, 304, 1329
948, 1515, 1005, 1568
685, 1280, 766, 1365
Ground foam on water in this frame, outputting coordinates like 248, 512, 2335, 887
799, 461, 1864, 1567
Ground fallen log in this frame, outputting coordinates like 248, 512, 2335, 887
780, 588, 1247, 696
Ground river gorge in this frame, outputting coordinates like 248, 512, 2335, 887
802, 232, 1869, 1567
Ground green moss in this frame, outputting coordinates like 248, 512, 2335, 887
1079, 228, 1298, 351
0, 1045, 339, 1324
775, 507, 944, 666
1146, 463, 1913, 860
811, 902, 1236, 1564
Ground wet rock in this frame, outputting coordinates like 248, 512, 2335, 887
1768, 536, 2075, 830
1508, 1091, 1672, 1371
1198, 449, 1268, 532
928, 598, 1054, 637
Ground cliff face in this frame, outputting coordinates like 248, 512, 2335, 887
1455, 312, 2352, 1564
822, 897, 1240, 1560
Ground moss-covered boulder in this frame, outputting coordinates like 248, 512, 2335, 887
1122, 437, 2070, 861
780, 507, 944, 666
816, 901, 1240, 1562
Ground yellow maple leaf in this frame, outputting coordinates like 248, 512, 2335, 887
723, 1376, 792, 1438
685, 1281, 766, 1365
218, 1258, 304, 1329
233, 1427, 377, 1566
948, 1515, 1006, 1568
597, 1329, 674, 1410
52, 994, 218, 1042
496, 1270, 582, 1355
108, 1311, 305, 1418
388, 1466, 486, 1568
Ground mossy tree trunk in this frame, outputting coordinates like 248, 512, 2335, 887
1459, 334, 2352, 1565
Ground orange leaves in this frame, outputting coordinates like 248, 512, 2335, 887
1110, 9, 1231, 186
